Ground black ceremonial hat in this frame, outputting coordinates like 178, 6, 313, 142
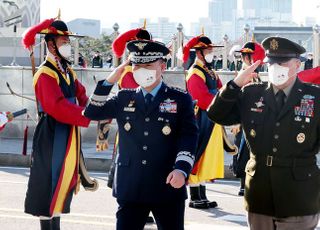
127, 40, 170, 64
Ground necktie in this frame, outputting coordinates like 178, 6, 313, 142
145, 93, 153, 107
275, 90, 286, 113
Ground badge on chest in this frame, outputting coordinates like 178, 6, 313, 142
251, 97, 265, 113
294, 95, 314, 123
159, 98, 177, 113
123, 100, 136, 112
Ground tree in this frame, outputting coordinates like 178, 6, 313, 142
77, 33, 113, 67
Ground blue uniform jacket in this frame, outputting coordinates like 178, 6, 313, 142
84, 81, 198, 203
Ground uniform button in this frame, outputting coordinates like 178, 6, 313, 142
118, 162, 122, 166
144, 131, 149, 136
142, 145, 148, 151
274, 134, 279, 139
276, 122, 280, 127
272, 147, 277, 152
145, 117, 150, 122
142, 160, 147, 165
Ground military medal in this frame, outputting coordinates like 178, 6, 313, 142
294, 116, 302, 122
128, 100, 135, 107
124, 122, 131, 131
162, 125, 171, 135
296, 133, 305, 143
250, 129, 256, 137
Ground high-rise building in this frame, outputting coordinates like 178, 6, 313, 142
206, 0, 238, 41
68, 19, 101, 38
208, 0, 237, 25
242, 0, 292, 22
0, 0, 40, 66
0, 0, 40, 27
131, 18, 177, 43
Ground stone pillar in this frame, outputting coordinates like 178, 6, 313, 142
39, 36, 45, 65
313, 24, 320, 67
175, 23, 184, 70
73, 39, 79, 67
170, 34, 177, 69
223, 34, 229, 70
112, 23, 120, 68
243, 24, 250, 44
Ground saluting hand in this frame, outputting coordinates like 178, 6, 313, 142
166, 169, 186, 189
233, 60, 261, 87
105, 58, 131, 84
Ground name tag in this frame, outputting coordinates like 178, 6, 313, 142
124, 107, 135, 112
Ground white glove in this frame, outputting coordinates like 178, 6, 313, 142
0, 112, 8, 127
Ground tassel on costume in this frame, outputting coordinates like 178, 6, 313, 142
74, 174, 81, 195
22, 126, 28, 156
96, 119, 112, 152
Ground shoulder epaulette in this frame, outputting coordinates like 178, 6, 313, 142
118, 88, 137, 95
168, 86, 188, 94
243, 81, 266, 89
308, 83, 320, 89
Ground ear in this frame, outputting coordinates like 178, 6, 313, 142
160, 61, 166, 72
295, 59, 301, 69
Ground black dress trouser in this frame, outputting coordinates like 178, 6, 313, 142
116, 199, 185, 230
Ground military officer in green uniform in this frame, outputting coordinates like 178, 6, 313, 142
207, 36, 320, 230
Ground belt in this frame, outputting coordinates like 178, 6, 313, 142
251, 155, 317, 167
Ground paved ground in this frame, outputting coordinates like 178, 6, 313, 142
0, 166, 319, 230
0, 166, 247, 230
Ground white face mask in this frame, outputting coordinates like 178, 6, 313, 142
58, 44, 72, 59
133, 68, 157, 88
204, 52, 215, 63
268, 63, 289, 86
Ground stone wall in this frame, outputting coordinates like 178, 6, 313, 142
0, 66, 268, 142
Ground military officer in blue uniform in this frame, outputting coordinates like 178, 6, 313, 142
207, 36, 320, 230
84, 40, 198, 230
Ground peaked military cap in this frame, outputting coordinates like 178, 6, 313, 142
127, 40, 170, 64
262, 36, 306, 64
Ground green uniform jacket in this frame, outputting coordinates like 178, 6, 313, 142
208, 78, 320, 218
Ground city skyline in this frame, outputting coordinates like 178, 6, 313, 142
41, 0, 320, 34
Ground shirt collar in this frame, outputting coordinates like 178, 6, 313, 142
47, 51, 65, 72
141, 81, 163, 98
195, 58, 205, 68
272, 77, 296, 97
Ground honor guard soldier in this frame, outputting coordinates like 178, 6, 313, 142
84, 40, 198, 230
298, 66, 320, 84
22, 15, 96, 230
183, 34, 236, 209
207, 36, 320, 230
236, 41, 266, 76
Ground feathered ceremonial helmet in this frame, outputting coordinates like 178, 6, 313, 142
112, 20, 152, 58
236, 41, 265, 64
22, 10, 82, 50
182, 35, 223, 63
